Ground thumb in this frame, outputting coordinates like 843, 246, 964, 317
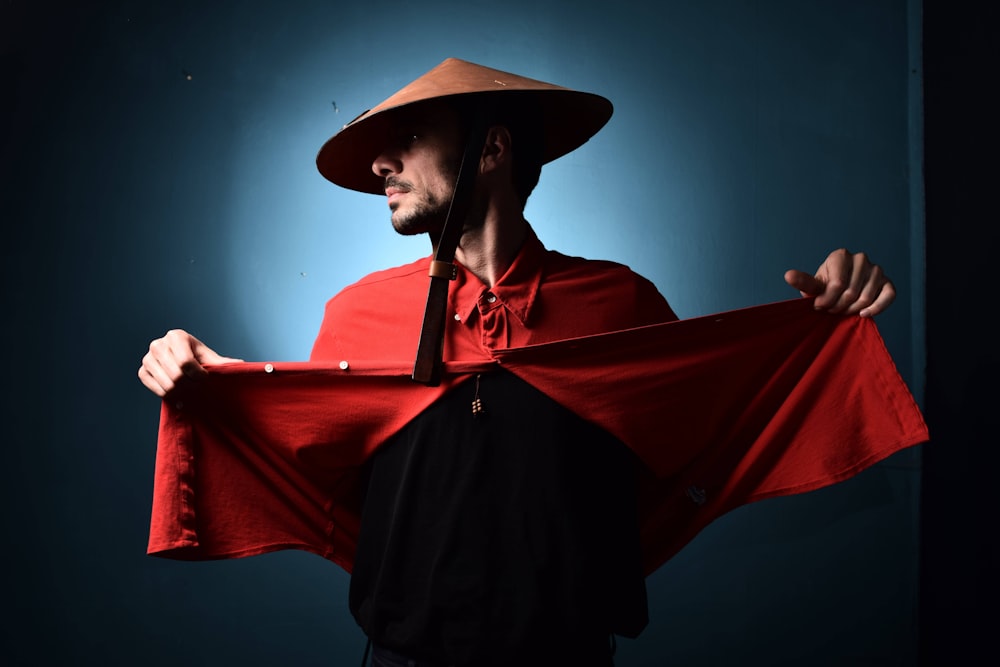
192, 340, 244, 366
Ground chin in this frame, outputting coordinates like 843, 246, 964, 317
391, 216, 431, 237
391, 208, 446, 238
392, 225, 426, 237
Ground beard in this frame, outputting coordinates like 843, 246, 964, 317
388, 179, 452, 237
390, 187, 488, 239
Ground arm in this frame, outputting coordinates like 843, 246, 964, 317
784, 248, 896, 318
138, 329, 242, 397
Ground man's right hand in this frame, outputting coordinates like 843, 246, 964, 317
138, 329, 243, 397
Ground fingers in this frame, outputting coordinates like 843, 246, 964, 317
820, 249, 868, 313
137, 330, 201, 397
857, 275, 896, 318
137, 330, 240, 397
827, 251, 895, 317
783, 269, 824, 297
786, 248, 895, 317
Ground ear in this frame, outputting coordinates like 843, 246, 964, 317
480, 125, 512, 174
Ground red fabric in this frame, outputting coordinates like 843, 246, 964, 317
148, 298, 928, 576
310, 226, 677, 363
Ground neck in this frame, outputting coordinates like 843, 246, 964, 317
452, 204, 527, 288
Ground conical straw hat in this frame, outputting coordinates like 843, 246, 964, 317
316, 58, 613, 194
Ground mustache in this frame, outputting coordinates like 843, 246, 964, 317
384, 176, 412, 192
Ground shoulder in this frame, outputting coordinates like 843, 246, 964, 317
323, 257, 430, 317
543, 249, 666, 302
544, 249, 649, 282
311, 257, 430, 361
538, 249, 678, 328
335, 257, 430, 296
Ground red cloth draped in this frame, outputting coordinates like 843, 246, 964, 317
147, 299, 928, 576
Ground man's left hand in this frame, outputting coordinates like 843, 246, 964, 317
784, 248, 896, 318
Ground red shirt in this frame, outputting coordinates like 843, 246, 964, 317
310, 226, 678, 363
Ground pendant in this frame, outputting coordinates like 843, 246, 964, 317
472, 374, 485, 418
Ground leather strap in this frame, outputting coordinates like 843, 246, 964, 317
412, 117, 489, 386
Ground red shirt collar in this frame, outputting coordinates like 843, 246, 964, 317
450, 224, 545, 328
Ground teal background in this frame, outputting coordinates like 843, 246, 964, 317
4, 0, 965, 664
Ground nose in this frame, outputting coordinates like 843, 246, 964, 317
372, 148, 402, 178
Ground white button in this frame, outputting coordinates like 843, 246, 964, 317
454, 313, 461, 321
486, 294, 497, 303
264, 363, 274, 373
339, 360, 349, 370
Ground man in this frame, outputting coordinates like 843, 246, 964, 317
139, 59, 899, 666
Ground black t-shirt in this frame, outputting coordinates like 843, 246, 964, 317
350, 371, 648, 666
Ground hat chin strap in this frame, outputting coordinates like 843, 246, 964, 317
412, 115, 490, 386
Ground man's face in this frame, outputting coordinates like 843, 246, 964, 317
371, 103, 463, 237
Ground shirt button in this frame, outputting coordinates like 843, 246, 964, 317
454, 313, 461, 321
339, 360, 349, 370
485, 293, 497, 304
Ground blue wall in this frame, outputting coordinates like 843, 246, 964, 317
2, 1, 923, 664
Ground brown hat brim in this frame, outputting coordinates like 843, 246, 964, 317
315, 58, 613, 195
